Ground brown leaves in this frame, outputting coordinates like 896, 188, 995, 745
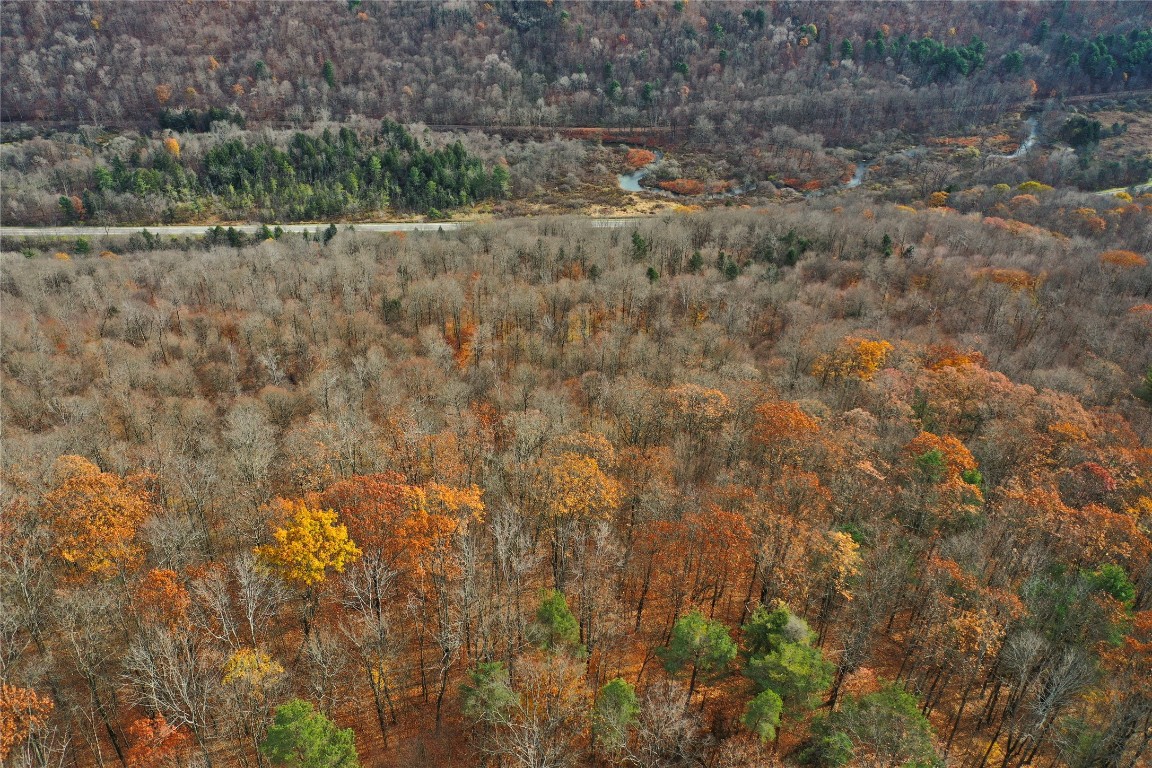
665, 383, 731, 431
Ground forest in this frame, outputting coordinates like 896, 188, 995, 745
2, 1, 1150, 136
2, 2, 1152, 768
3, 191, 1151, 768
3, 1, 1151, 226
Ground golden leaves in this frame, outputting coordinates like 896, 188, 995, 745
923, 342, 986, 371
254, 499, 361, 586
542, 453, 621, 523
811, 337, 893, 384
825, 530, 861, 599
1016, 180, 1053, 194
222, 648, 284, 690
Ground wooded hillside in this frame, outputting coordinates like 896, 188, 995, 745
3, 1, 1149, 143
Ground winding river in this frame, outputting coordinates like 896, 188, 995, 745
617, 150, 757, 200
617, 150, 664, 192
990, 117, 1039, 160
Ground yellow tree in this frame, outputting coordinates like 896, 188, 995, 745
538, 452, 621, 591
221, 648, 285, 764
255, 498, 360, 637
541, 452, 620, 525
255, 499, 361, 587
43, 455, 155, 579
813, 530, 862, 635
811, 336, 894, 386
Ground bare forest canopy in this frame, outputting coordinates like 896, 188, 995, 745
3, 200, 1152, 767
3, 2, 1152, 768
2, 0, 1151, 140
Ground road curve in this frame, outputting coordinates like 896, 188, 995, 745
0, 218, 648, 239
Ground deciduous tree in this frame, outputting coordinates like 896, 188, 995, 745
43, 455, 155, 579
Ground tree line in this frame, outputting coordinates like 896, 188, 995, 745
68, 121, 509, 224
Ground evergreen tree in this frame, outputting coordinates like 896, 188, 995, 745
742, 689, 784, 742
660, 610, 737, 699
593, 678, 639, 754
260, 699, 360, 768
528, 590, 582, 653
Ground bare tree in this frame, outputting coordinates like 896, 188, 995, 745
123, 624, 220, 767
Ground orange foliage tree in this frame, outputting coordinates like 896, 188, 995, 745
1099, 249, 1149, 268
316, 473, 482, 583
811, 337, 893, 386
133, 568, 192, 629
43, 455, 155, 579
750, 399, 824, 483
625, 148, 657, 169
899, 432, 984, 534
124, 715, 189, 768
1094, 611, 1152, 762
629, 506, 754, 634
0, 685, 54, 761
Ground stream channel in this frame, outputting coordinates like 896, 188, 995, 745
618, 118, 1041, 199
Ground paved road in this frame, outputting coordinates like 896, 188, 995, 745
0, 218, 647, 239
1094, 179, 1152, 197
